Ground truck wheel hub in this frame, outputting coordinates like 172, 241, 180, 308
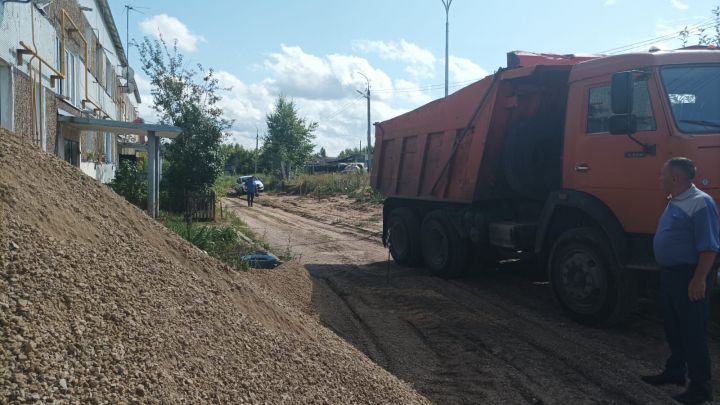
426, 228, 449, 267
560, 251, 606, 312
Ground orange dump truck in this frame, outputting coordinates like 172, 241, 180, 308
372, 49, 720, 325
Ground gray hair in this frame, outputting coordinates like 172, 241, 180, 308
666, 157, 696, 180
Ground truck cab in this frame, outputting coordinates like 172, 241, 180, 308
564, 50, 720, 236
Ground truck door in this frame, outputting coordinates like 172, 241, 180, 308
563, 73, 670, 234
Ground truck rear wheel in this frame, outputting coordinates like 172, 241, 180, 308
421, 211, 468, 279
387, 208, 422, 266
549, 227, 635, 326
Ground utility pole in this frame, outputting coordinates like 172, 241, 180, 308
254, 127, 259, 173
356, 72, 371, 170
442, 0, 453, 97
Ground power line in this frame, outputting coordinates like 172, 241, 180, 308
316, 94, 365, 121
373, 78, 479, 93
600, 18, 715, 54
311, 17, 719, 125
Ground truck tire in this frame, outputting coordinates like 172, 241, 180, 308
421, 210, 469, 279
387, 208, 422, 267
549, 227, 635, 326
502, 117, 562, 198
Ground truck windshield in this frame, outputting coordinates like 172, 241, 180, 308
661, 65, 720, 134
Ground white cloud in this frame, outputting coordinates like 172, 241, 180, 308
140, 14, 205, 52
353, 39, 436, 79
391, 79, 433, 106
263, 45, 394, 101
603, 0, 617, 6
671, 0, 689, 10
449, 56, 488, 84
136, 44, 485, 156
134, 74, 160, 123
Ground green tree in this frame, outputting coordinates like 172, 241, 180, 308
318, 147, 327, 158
109, 160, 147, 208
261, 96, 317, 180
679, 6, 720, 47
337, 146, 369, 159
222, 143, 256, 174
137, 37, 232, 211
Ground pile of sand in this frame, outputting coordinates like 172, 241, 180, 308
0, 129, 427, 404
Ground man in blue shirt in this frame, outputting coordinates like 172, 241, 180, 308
642, 157, 719, 404
245, 176, 257, 207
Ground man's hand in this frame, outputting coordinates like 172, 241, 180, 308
689, 251, 717, 301
688, 276, 707, 302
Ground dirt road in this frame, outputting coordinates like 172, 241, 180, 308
224, 196, 720, 405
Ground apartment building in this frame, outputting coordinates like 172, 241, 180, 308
0, 0, 142, 183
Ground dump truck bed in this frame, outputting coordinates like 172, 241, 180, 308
371, 63, 578, 203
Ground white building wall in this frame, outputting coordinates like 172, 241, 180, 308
1, 1, 139, 182
0, 2, 59, 89
80, 161, 116, 183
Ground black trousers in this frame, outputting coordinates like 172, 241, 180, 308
661, 265, 714, 394
247, 192, 255, 207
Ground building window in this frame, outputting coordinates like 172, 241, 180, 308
104, 132, 113, 163
106, 58, 113, 97
0, 63, 12, 130
63, 50, 78, 107
96, 44, 104, 83
586, 79, 656, 134
55, 37, 62, 95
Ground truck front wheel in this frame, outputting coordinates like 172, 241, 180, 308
421, 210, 468, 279
387, 208, 422, 266
549, 227, 635, 326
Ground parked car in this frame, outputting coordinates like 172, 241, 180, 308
341, 163, 365, 174
235, 176, 264, 195
240, 252, 281, 269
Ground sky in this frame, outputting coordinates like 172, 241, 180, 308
106, 0, 719, 156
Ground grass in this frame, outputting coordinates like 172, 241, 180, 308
160, 210, 270, 271
275, 172, 383, 203
211, 174, 239, 200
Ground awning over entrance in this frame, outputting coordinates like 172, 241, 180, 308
57, 115, 181, 139
58, 115, 182, 219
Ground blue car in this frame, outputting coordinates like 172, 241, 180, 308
240, 252, 281, 269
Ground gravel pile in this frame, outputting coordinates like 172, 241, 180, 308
247, 263, 317, 319
0, 130, 428, 404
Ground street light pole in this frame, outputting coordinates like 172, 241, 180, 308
442, 0, 453, 97
355, 72, 371, 171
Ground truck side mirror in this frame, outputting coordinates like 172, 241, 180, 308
608, 114, 637, 135
611, 72, 634, 115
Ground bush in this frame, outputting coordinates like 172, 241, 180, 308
211, 174, 238, 199
161, 213, 254, 269
109, 160, 147, 208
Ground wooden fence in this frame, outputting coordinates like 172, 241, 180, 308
185, 192, 216, 222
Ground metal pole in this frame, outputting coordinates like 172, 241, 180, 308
255, 127, 259, 173
366, 85, 371, 170
355, 71, 372, 171
147, 131, 158, 218
442, 0, 453, 97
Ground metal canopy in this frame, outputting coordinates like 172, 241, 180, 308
58, 115, 181, 139
58, 116, 181, 219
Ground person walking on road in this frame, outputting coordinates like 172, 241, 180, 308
245, 176, 257, 207
642, 157, 719, 405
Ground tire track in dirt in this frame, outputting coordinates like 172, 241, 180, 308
224, 198, 712, 405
